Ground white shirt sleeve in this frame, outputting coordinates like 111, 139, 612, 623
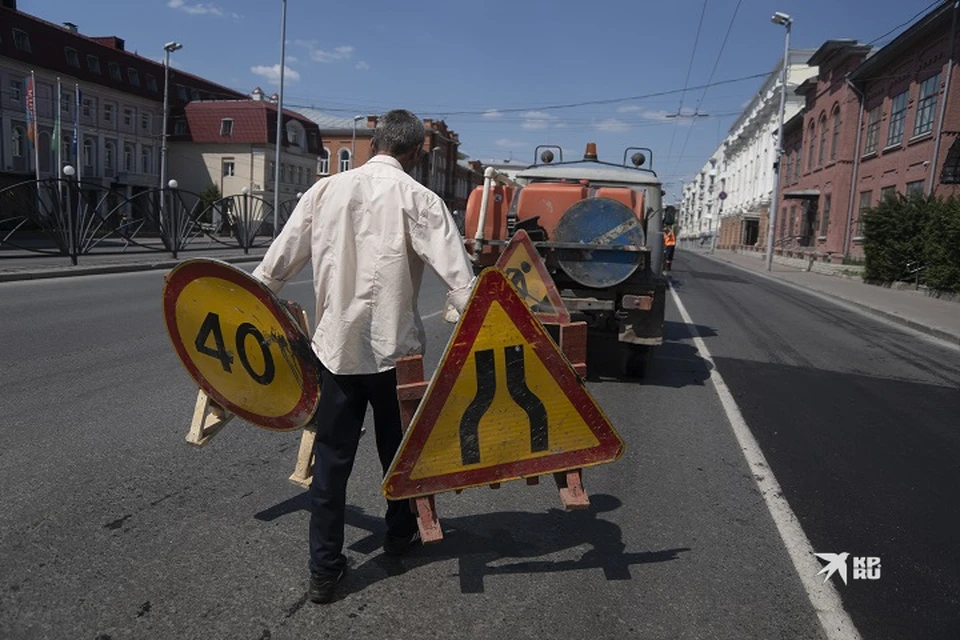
410, 193, 476, 313
251, 190, 315, 293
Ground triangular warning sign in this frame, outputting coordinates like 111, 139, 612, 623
382, 269, 623, 500
495, 229, 570, 324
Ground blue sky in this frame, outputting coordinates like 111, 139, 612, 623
21, 0, 941, 197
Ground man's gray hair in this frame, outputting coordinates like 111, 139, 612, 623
372, 110, 425, 156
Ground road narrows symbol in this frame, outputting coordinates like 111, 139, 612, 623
504, 345, 548, 454
460, 349, 496, 465
458, 344, 549, 466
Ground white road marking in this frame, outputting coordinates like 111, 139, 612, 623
668, 282, 862, 640
422, 309, 444, 320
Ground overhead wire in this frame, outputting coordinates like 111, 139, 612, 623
665, 0, 710, 167
866, 0, 944, 45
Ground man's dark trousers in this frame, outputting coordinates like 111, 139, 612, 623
309, 365, 418, 576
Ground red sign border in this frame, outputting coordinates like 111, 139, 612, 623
495, 229, 571, 324
162, 258, 320, 432
383, 268, 623, 499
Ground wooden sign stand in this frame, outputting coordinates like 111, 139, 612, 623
396, 320, 591, 544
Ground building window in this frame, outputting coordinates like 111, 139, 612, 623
191, 88, 201, 101
807, 122, 816, 170
220, 119, 233, 136
174, 120, 187, 135
87, 55, 101, 74
177, 85, 188, 102
127, 68, 140, 88
222, 159, 235, 177
141, 113, 150, 131
145, 74, 158, 93
61, 91, 71, 114
940, 138, 960, 184
12, 127, 25, 158
287, 127, 301, 146
789, 205, 796, 238
339, 148, 351, 172
123, 107, 133, 127
108, 62, 122, 82
13, 28, 32, 53
820, 194, 831, 235
9, 78, 22, 103
141, 147, 152, 174
104, 103, 114, 123
864, 106, 882, 155
914, 73, 940, 137
64, 47, 80, 68
62, 135, 72, 161
104, 142, 115, 173
784, 153, 792, 183
83, 138, 94, 169
906, 180, 925, 196
318, 148, 330, 174
124, 144, 134, 172
82, 97, 93, 117
887, 91, 908, 147
794, 148, 801, 180
818, 114, 827, 166
831, 105, 841, 161
880, 185, 896, 202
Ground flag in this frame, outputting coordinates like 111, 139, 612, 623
25, 72, 37, 145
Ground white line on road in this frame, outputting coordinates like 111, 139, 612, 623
422, 309, 444, 320
668, 282, 862, 640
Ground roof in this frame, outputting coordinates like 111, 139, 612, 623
293, 107, 375, 133
182, 101, 321, 151
807, 39, 869, 66
850, 1, 956, 84
0, 4, 246, 104
517, 160, 660, 186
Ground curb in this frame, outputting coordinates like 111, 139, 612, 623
696, 252, 960, 348
0, 254, 267, 283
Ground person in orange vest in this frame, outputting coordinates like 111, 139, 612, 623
663, 226, 677, 272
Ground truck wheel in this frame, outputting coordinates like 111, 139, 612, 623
619, 343, 651, 378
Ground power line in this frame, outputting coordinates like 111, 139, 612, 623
671, 0, 744, 175
867, 0, 944, 45
666, 0, 710, 166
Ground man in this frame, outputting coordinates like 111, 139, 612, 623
251, 110, 475, 604
663, 226, 677, 272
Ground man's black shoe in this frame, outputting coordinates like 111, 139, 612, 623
384, 530, 421, 556
308, 568, 345, 604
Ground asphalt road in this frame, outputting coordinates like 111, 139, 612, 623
0, 253, 955, 639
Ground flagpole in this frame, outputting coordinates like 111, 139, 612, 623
30, 71, 40, 182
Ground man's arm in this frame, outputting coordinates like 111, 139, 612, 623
251, 189, 315, 293
410, 194, 476, 313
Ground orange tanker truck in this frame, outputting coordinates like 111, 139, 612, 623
463, 143, 675, 378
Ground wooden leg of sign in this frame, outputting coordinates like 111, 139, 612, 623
288, 423, 316, 488
395, 355, 443, 543
186, 389, 234, 447
558, 321, 590, 509
554, 469, 590, 510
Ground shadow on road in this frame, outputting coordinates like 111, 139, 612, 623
256, 493, 689, 598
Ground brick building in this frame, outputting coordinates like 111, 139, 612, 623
774, 1, 960, 262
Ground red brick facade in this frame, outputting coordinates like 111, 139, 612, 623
775, 3, 960, 263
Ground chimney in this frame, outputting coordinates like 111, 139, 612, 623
63, 22, 78, 33
269, 93, 279, 104
366, 115, 378, 129
90, 36, 125, 51
251, 87, 264, 101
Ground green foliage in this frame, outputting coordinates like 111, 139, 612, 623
198, 184, 222, 222
861, 192, 960, 292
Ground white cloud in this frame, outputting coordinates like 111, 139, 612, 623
522, 110, 556, 130
355, 61, 370, 70
250, 64, 300, 85
483, 109, 503, 119
495, 138, 526, 149
167, 0, 225, 16
593, 118, 630, 133
617, 105, 643, 113
286, 55, 299, 64
295, 40, 355, 63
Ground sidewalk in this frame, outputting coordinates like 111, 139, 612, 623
693, 248, 960, 346
0, 247, 267, 282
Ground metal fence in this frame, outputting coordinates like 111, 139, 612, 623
0, 178, 300, 263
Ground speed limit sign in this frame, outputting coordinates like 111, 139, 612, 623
162, 259, 320, 431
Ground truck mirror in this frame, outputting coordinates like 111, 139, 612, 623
663, 205, 677, 227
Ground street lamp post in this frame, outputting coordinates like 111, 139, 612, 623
765, 11, 792, 271
272, 0, 288, 240
352, 115, 363, 162
159, 41, 182, 223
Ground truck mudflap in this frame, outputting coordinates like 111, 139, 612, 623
617, 281, 666, 346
